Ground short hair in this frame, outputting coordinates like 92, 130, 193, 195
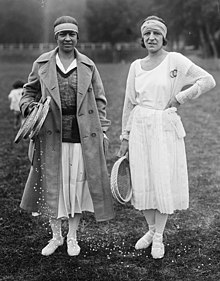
53, 16, 78, 28
140, 15, 168, 48
12, 80, 25, 89
142, 15, 167, 27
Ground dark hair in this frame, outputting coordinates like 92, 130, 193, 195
54, 16, 78, 28
12, 80, 25, 89
54, 16, 79, 39
142, 15, 167, 26
140, 15, 168, 48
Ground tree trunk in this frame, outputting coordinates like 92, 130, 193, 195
205, 23, 219, 58
198, 27, 210, 58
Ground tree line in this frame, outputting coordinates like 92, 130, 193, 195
0, 0, 220, 57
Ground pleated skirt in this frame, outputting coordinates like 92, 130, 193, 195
57, 143, 94, 218
129, 106, 189, 214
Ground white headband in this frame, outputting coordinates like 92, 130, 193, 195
141, 20, 167, 38
54, 23, 78, 35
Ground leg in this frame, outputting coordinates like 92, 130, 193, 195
50, 217, 62, 239
151, 210, 168, 259
41, 218, 64, 256
155, 210, 168, 235
13, 111, 17, 130
67, 214, 81, 256
67, 213, 81, 239
135, 209, 156, 250
143, 209, 156, 231
14, 111, 20, 130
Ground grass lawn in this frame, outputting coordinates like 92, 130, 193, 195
0, 58, 219, 281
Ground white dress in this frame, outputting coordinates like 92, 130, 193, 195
121, 52, 216, 214
57, 143, 94, 218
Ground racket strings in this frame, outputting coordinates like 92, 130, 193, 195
117, 161, 131, 199
110, 156, 132, 204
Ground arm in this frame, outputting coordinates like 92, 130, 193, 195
176, 62, 216, 104
117, 62, 137, 157
121, 62, 137, 140
20, 61, 41, 117
92, 65, 111, 133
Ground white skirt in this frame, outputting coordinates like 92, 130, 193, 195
57, 143, 94, 218
129, 106, 189, 214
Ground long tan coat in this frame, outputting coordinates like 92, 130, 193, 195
20, 48, 114, 222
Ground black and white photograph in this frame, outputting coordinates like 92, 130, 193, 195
0, 0, 219, 280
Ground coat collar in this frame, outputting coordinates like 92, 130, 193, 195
36, 47, 93, 66
37, 47, 93, 110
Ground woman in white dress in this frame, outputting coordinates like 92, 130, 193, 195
117, 15, 216, 259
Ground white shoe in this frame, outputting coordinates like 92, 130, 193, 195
135, 231, 154, 250
67, 237, 80, 256
41, 237, 64, 256
151, 240, 165, 259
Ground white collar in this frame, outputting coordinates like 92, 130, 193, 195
56, 53, 77, 74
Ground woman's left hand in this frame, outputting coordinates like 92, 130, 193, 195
165, 96, 180, 109
117, 139, 129, 158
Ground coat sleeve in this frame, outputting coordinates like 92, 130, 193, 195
121, 61, 138, 140
20, 61, 41, 117
92, 65, 111, 132
175, 54, 216, 104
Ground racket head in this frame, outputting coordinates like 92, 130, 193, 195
14, 105, 39, 143
110, 155, 132, 204
14, 96, 51, 143
29, 96, 51, 139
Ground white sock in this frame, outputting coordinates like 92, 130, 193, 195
148, 224, 156, 236
67, 214, 81, 239
49, 218, 62, 239
153, 232, 163, 242
155, 210, 168, 234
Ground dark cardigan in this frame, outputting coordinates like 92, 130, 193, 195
57, 66, 80, 143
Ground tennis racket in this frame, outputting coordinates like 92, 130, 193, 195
29, 96, 51, 139
14, 105, 39, 143
110, 155, 132, 204
14, 96, 51, 143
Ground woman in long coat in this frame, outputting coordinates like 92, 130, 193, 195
20, 16, 114, 256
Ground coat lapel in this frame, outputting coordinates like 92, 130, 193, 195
37, 48, 93, 111
76, 49, 93, 112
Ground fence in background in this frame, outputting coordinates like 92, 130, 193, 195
1, 42, 217, 68
0, 42, 143, 50
0, 42, 147, 63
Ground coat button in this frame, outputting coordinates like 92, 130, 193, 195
88, 109, 93, 114
88, 88, 92, 92
47, 130, 52, 135
56, 129, 60, 133
91, 133, 96, 137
